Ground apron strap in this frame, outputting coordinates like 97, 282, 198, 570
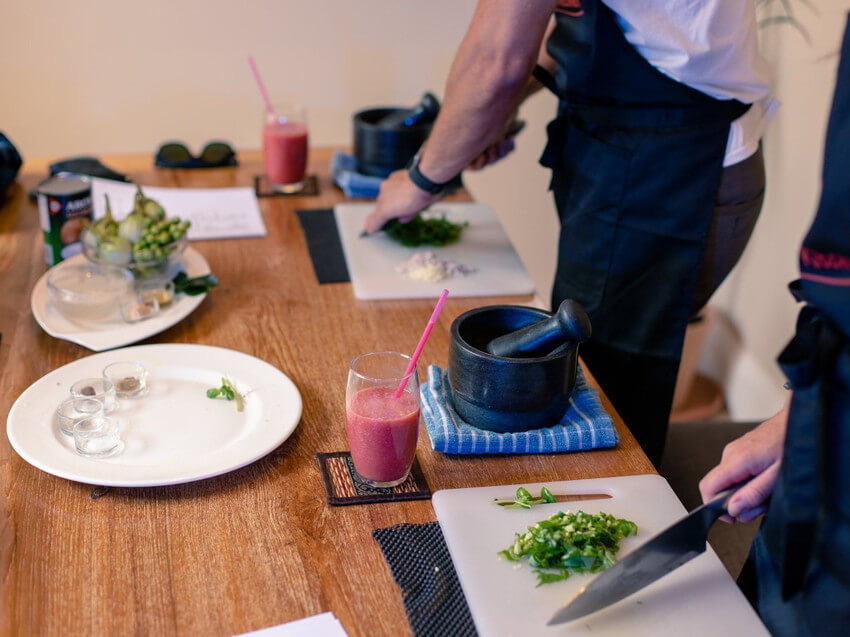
562, 99, 750, 129
533, 64, 560, 96
533, 63, 750, 129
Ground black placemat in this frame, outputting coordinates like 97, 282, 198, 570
373, 521, 477, 637
254, 174, 319, 198
295, 208, 350, 284
317, 451, 430, 506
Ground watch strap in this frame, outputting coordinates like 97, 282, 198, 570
407, 155, 450, 195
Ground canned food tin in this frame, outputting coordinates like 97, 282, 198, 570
36, 174, 93, 265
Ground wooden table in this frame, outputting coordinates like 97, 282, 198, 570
0, 150, 654, 636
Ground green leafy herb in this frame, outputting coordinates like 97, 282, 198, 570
206, 377, 244, 411
173, 271, 218, 296
498, 510, 638, 586
383, 214, 468, 247
493, 486, 557, 509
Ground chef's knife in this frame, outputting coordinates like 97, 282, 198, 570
547, 483, 744, 625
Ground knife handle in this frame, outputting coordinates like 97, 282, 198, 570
700, 481, 749, 527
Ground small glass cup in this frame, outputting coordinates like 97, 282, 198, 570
73, 416, 122, 457
135, 279, 175, 307
70, 378, 117, 413
345, 351, 420, 488
262, 102, 309, 193
56, 397, 104, 436
103, 361, 148, 398
120, 292, 160, 323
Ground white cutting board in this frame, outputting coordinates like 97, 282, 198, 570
433, 474, 768, 637
335, 203, 535, 300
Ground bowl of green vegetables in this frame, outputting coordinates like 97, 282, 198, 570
82, 184, 191, 279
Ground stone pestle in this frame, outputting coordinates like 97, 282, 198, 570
376, 92, 440, 129
485, 299, 591, 359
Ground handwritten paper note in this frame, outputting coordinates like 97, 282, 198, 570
90, 178, 267, 241
235, 612, 347, 636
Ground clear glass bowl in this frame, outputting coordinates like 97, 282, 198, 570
46, 262, 133, 321
81, 228, 188, 279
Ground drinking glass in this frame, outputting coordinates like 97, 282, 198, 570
345, 351, 420, 487
262, 102, 309, 193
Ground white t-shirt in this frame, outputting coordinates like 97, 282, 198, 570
604, 0, 778, 166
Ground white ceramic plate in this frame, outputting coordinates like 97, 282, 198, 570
31, 248, 210, 351
6, 344, 302, 487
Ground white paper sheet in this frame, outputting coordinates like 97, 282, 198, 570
235, 612, 348, 636
90, 177, 267, 241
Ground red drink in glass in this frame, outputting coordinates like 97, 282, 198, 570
345, 352, 420, 487
346, 386, 420, 485
262, 122, 308, 190
262, 103, 308, 193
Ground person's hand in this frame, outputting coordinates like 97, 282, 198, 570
467, 117, 523, 171
467, 136, 516, 171
698, 401, 790, 523
362, 169, 441, 235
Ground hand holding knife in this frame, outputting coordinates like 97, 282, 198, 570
548, 482, 749, 625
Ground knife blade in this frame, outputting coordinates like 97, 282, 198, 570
547, 484, 743, 625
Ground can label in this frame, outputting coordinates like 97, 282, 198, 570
36, 176, 93, 265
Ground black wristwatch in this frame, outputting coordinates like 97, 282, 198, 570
407, 153, 452, 195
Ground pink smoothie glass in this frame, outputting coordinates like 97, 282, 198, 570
263, 103, 309, 193
346, 351, 420, 488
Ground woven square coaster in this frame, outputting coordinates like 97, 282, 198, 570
254, 174, 319, 197
316, 451, 431, 506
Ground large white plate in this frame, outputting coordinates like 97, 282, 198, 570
31, 248, 210, 351
6, 344, 302, 487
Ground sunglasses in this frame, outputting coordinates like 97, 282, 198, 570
154, 141, 238, 168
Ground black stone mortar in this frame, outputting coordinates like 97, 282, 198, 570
352, 107, 432, 178
448, 305, 581, 433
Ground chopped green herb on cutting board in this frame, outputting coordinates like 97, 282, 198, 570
383, 214, 468, 247
499, 510, 637, 585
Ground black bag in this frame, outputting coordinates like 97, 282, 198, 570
0, 132, 22, 198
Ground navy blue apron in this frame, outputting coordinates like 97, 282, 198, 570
538, 0, 748, 464
752, 15, 850, 635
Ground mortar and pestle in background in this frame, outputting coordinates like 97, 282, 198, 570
352, 92, 440, 178
448, 300, 592, 433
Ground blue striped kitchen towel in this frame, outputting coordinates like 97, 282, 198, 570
420, 364, 618, 454
330, 150, 383, 199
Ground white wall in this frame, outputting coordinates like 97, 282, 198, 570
0, 0, 477, 158
699, 4, 848, 420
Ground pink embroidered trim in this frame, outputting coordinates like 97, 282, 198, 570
800, 247, 850, 272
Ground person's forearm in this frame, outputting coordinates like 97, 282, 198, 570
521, 17, 557, 101
418, 0, 557, 182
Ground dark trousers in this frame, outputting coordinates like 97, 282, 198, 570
582, 146, 766, 466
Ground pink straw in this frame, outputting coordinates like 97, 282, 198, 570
247, 56, 276, 119
395, 289, 450, 398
